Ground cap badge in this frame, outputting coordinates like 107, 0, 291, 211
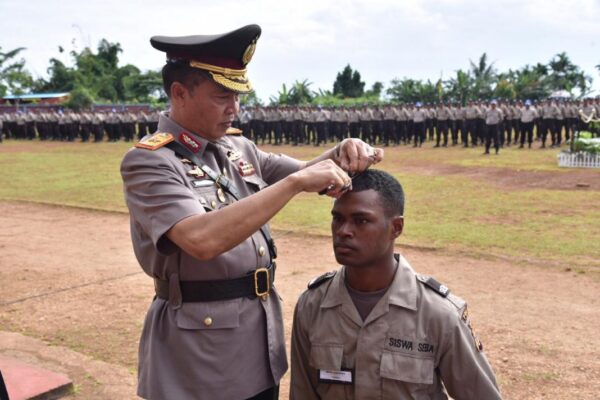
242, 39, 257, 66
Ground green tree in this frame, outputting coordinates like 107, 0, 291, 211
365, 81, 383, 99
65, 86, 94, 110
333, 64, 365, 98
0, 46, 33, 97
386, 78, 438, 103
469, 53, 496, 99
546, 52, 592, 97
444, 70, 471, 104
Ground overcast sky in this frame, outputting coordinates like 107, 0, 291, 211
1, 0, 599, 101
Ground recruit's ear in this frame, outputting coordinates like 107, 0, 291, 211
391, 216, 404, 238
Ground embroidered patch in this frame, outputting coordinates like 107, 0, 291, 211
135, 132, 174, 150
179, 132, 202, 153
462, 306, 483, 352
384, 335, 435, 356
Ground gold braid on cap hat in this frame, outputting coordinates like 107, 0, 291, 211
189, 60, 247, 77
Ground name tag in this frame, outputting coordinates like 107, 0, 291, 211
319, 369, 353, 384
192, 180, 214, 188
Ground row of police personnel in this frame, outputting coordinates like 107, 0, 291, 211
0, 109, 160, 143
234, 98, 599, 150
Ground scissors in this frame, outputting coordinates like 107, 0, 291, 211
318, 170, 365, 196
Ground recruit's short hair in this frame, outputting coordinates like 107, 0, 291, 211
161, 60, 210, 98
350, 169, 405, 217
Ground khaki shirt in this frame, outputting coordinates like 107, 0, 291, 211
485, 108, 504, 125
520, 107, 538, 123
121, 113, 301, 399
412, 109, 427, 123
291, 256, 501, 400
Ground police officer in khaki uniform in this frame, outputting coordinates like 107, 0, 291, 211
121, 24, 382, 400
290, 170, 501, 400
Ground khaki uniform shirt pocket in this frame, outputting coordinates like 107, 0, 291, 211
175, 299, 241, 330
309, 344, 351, 399
381, 351, 441, 399
192, 185, 227, 211
309, 344, 344, 370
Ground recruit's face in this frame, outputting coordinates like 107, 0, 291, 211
183, 79, 239, 140
331, 189, 397, 268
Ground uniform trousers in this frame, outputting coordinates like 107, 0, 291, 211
413, 122, 425, 146
520, 122, 534, 147
539, 119, 555, 146
436, 120, 449, 146
485, 123, 500, 153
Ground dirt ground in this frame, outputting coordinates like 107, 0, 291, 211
0, 201, 599, 399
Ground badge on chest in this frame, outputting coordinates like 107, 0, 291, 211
318, 369, 354, 385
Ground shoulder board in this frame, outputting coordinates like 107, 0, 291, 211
308, 271, 336, 290
226, 127, 243, 135
416, 274, 450, 298
135, 132, 174, 150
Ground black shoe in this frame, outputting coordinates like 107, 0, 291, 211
519, 144, 524, 148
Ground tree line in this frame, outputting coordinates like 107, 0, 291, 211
0, 39, 598, 109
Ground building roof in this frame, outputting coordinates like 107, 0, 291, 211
2, 92, 70, 100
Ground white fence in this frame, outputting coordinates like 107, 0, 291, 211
557, 152, 600, 168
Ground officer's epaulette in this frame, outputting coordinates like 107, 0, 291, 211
307, 271, 336, 290
135, 132, 174, 150
226, 127, 243, 135
416, 274, 450, 298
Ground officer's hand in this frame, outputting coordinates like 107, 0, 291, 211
334, 138, 384, 173
292, 160, 351, 198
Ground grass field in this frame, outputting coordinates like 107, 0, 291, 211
1, 139, 599, 269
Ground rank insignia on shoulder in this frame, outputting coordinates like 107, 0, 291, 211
238, 160, 256, 176
416, 275, 450, 298
179, 132, 202, 153
135, 132, 174, 150
308, 271, 336, 290
226, 127, 243, 135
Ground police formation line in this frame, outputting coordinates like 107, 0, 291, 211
0, 109, 160, 143
237, 98, 599, 154
1, 98, 599, 154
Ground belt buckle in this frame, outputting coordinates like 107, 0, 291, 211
254, 267, 270, 301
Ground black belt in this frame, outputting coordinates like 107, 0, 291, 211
155, 263, 275, 302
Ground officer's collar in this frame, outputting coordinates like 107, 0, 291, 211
157, 112, 210, 158
321, 254, 417, 312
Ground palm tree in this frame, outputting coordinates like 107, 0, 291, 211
445, 70, 471, 104
469, 53, 496, 99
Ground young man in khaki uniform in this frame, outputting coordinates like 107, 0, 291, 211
291, 170, 501, 400
121, 24, 382, 400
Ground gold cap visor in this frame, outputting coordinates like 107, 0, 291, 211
190, 60, 253, 94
